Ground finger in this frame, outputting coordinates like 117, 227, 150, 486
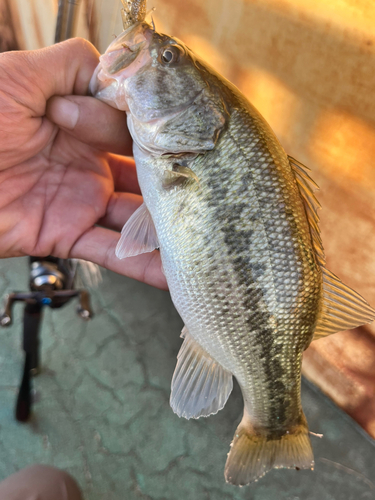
1, 38, 100, 116
108, 154, 140, 194
70, 226, 168, 290
46, 96, 132, 156
98, 192, 143, 231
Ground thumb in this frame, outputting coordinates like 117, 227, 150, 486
46, 95, 132, 156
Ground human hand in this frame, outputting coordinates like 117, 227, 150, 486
0, 38, 166, 289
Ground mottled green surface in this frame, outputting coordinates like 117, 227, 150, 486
0, 257, 374, 499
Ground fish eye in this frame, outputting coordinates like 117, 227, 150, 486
160, 46, 181, 65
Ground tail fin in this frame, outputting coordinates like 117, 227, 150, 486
224, 413, 314, 485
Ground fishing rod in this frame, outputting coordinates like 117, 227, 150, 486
0, 258, 93, 421
55, 0, 82, 43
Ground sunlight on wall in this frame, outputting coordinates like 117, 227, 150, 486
259, 0, 375, 40
308, 110, 375, 191
237, 67, 302, 147
180, 34, 227, 75
8, 0, 56, 48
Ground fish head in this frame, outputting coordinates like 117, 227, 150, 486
90, 23, 228, 155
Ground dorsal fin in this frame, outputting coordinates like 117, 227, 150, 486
289, 156, 325, 266
289, 156, 375, 340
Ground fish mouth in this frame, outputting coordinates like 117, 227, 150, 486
89, 22, 153, 110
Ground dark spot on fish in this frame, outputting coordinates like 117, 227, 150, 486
251, 263, 265, 279
136, 71, 147, 89
274, 343, 283, 355
272, 380, 285, 393
179, 199, 187, 212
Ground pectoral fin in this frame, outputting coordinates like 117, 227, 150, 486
170, 327, 233, 419
115, 203, 159, 259
162, 165, 200, 190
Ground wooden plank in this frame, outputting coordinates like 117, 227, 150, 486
7, 0, 92, 49
0, 0, 19, 51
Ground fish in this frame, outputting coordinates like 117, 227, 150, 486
89, 3, 375, 485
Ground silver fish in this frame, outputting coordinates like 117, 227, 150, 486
90, 16, 375, 485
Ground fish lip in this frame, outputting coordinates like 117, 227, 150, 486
89, 65, 123, 107
89, 22, 153, 110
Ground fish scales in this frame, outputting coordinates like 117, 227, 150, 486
141, 100, 322, 434
90, 16, 375, 485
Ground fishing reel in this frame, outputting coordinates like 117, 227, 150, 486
0, 257, 93, 327
0, 257, 94, 422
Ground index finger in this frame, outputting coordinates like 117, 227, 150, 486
70, 226, 168, 290
0, 38, 100, 116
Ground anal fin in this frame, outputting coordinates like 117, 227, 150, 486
115, 203, 159, 259
170, 327, 233, 419
313, 268, 375, 340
